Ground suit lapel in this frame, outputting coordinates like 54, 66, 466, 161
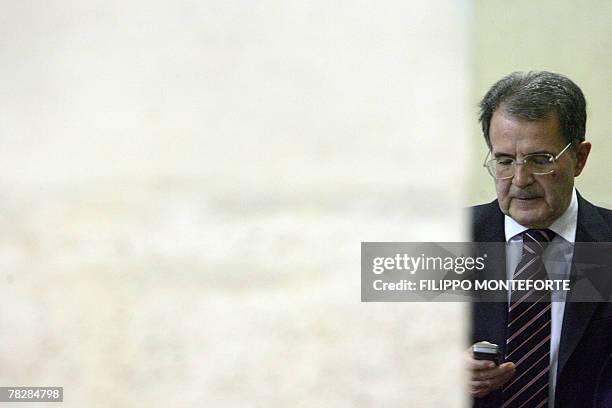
473, 201, 509, 354
557, 193, 612, 379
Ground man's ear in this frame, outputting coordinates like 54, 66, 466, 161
574, 141, 591, 177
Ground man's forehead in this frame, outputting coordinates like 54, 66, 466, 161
491, 108, 560, 129
489, 109, 565, 150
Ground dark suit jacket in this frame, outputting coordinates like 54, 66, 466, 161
595, 353, 612, 408
471, 192, 612, 408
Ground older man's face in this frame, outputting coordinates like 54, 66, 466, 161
489, 109, 591, 229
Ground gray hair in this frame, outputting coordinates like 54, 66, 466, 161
479, 71, 587, 149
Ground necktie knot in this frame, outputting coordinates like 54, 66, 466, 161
521, 229, 555, 256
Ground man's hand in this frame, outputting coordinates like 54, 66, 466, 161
466, 346, 516, 398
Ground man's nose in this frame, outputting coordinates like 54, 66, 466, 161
512, 163, 534, 187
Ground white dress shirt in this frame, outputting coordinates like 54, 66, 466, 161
504, 188, 577, 408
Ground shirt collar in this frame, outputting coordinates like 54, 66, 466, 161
504, 188, 578, 243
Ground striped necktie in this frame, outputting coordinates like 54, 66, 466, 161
502, 229, 555, 408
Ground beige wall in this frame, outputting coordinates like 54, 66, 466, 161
0, 1, 470, 407
470, 0, 612, 208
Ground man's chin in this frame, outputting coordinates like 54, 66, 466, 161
508, 207, 550, 229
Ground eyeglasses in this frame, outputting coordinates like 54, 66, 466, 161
483, 142, 572, 180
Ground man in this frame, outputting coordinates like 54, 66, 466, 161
468, 71, 612, 408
